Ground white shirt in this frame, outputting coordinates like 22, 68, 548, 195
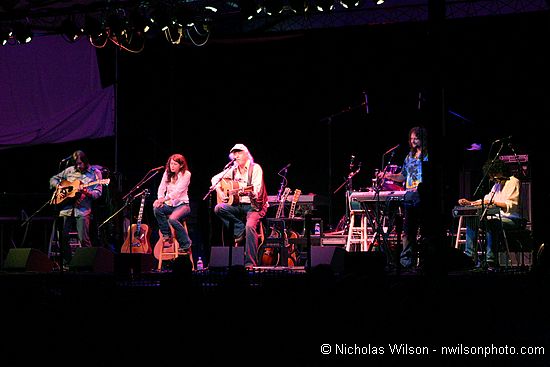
484, 175, 521, 219
157, 170, 191, 206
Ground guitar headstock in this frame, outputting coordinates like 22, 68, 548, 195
291, 189, 302, 203
288, 189, 302, 218
280, 187, 291, 203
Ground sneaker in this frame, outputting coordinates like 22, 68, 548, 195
163, 237, 173, 248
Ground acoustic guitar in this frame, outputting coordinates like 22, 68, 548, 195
52, 178, 110, 205
217, 178, 254, 205
259, 187, 291, 266
121, 190, 151, 254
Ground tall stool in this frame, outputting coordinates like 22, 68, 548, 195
156, 221, 194, 271
346, 209, 368, 252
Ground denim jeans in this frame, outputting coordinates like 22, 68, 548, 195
464, 216, 521, 265
214, 203, 266, 266
400, 197, 421, 268
153, 203, 191, 249
60, 215, 91, 264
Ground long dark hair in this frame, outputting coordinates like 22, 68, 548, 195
72, 150, 90, 168
409, 126, 428, 159
165, 153, 188, 182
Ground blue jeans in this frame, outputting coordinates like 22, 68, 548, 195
400, 192, 421, 268
464, 216, 521, 265
154, 204, 191, 249
60, 215, 91, 264
214, 203, 266, 266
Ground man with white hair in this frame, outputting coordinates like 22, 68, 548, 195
211, 144, 269, 269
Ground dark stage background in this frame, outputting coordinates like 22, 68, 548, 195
1, 12, 548, 262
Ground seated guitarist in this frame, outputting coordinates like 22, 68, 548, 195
211, 144, 269, 269
50, 150, 103, 267
153, 153, 192, 253
457, 158, 522, 269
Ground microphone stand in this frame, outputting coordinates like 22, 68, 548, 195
471, 141, 505, 268
98, 168, 161, 230
372, 148, 398, 267
507, 142, 527, 179
203, 162, 236, 266
320, 98, 368, 228
334, 159, 361, 234
276, 168, 289, 203
28, 158, 73, 272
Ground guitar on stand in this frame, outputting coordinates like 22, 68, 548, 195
259, 187, 291, 266
287, 189, 302, 266
121, 190, 151, 254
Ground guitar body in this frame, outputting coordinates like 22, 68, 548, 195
53, 178, 110, 205
260, 229, 280, 266
153, 229, 179, 260
217, 178, 253, 206
121, 223, 151, 254
286, 230, 300, 267
52, 179, 82, 205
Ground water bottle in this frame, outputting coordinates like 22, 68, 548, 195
196, 257, 204, 270
314, 223, 321, 235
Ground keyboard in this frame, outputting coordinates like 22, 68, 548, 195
452, 205, 500, 217
348, 190, 406, 202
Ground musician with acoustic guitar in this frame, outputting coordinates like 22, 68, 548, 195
49, 150, 104, 267
153, 153, 192, 253
211, 144, 269, 269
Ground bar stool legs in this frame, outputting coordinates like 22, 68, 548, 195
156, 221, 194, 271
346, 210, 368, 252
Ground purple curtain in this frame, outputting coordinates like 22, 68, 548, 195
0, 36, 115, 149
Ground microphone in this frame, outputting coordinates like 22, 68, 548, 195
278, 163, 291, 173
224, 158, 236, 169
384, 144, 400, 155
493, 135, 512, 143
418, 92, 422, 110
60, 155, 72, 163
151, 166, 164, 171
363, 91, 369, 114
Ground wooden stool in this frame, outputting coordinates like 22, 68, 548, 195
155, 221, 194, 271
346, 210, 368, 252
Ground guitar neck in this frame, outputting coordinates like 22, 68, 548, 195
289, 190, 301, 218
275, 188, 291, 219
81, 179, 109, 189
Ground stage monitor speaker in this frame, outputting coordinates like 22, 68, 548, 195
209, 246, 244, 267
311, 246, 345, 274
114, 253, 154, 275
3, 248, 54, 272
69, 247, 114, 273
